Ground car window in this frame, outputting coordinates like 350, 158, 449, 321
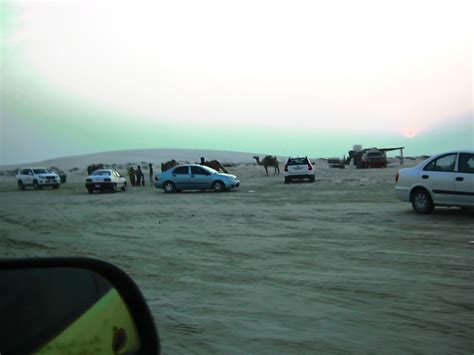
458, 153, 474, 174
173, 166, 189, 175
33, 169, 48, 174
93, 170, 111, 176
191, 166, 209, 175
288, 158, 307, 165
20, 169, 30, 175
423, 153, 457, 172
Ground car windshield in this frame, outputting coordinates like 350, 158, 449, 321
367, 152, 383, 157
200, 165, 218, 174
33, 169, 48, 174
92, 170, 111, 176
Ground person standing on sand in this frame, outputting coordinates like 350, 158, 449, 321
128, 167, 136, 187
149, 163, 154, 187
136, 165, 144, 186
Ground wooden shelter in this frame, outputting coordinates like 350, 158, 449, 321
379, 147, 405, 165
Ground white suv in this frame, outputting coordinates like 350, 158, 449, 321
16, 168, 61, 190
284, 157, 315, 183
395, 149, 474, 213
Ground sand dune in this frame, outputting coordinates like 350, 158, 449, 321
0, 148, 290, 171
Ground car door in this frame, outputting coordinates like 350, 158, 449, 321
454, 152, 474, 206
190, 166, 212, 189
24, 169, 33, 185
170, 166, 191, 189
422, 153, 457, 205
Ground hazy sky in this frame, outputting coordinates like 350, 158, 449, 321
1, 0, 472, 164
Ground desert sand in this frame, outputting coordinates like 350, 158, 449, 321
0, 149, 473, 353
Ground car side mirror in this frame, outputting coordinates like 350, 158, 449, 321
0, 257, 160, 354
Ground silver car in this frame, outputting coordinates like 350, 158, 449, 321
85, 169, 127, 194
16, 167, 61, 190
395, 149, 474, 213
155, 164, 240, 193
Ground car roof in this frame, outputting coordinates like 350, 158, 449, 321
91, 169, 114, 173
430, 149, 474, 157
20, 167, 48, 170
170, 164, 210, 167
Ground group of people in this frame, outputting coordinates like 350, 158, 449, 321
128, 164, 153, 187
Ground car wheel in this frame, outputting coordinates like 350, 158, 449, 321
52, 184, 60, 189
112, 183, 118, 192
212, 180, 225, 192
411, 189, 434, 214
18, 180, 25, 191
33, 180, 39, 190
163, 181, 176, 193
309, 175, 315, 183
87, 188, 94, 194
121, 182, 127, 192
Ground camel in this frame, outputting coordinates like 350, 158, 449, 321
200, 157, 229, 173
87, 164, 104, 175
253, 155, 280, 176
161, 159, 178, 172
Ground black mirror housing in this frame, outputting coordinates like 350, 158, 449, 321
0, 257, 160, 354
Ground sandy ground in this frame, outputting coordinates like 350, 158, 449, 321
1, 157, 473, 354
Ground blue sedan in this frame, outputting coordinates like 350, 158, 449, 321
155, 164, 240, 193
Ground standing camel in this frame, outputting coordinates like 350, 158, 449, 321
200, 157, 229, 173
253, 155, 280, 176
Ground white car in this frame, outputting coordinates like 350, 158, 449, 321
284, 156, 315, 183
85, 169, 127, 194
395, 149, 474, 213
16, 167, 61, 190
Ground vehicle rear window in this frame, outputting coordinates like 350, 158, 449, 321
93, 170, 111, 176
288, 158, 308, 165
367, 152, 383, 157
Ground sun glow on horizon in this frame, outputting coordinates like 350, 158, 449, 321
403, 129, 418, 139
1, 0, 473, 164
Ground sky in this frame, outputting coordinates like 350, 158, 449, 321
0, 0, 473, 165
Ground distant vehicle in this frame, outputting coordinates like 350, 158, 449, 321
395, 149, 474, 213
16, 167, 61, 190
85, 169, 127, 194
359, 149, 387, 168
155, 164, 240, 193
348, 146, 404, 168
284, 157, 315, 183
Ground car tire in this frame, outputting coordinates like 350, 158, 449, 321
52, 184, 60, 189
87, 188, 94, 194
285, 177, 290, 184
411, 189, 434, 214
309, 175, 315, 183
18, 180, 25, 191
112, 183, 118, 192
163, 181, 176, 193
121, 182, 127, 192
33, 180, 39, 190
212, 180, 225, 192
